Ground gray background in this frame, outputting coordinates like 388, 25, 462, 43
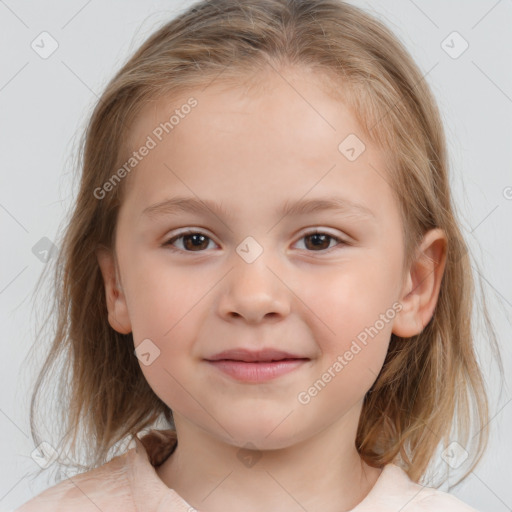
1, 1, 511, 510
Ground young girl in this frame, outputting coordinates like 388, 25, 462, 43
15, 0, 504, 510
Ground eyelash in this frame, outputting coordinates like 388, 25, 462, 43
162, 229, 348, 254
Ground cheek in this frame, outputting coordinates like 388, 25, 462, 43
302, 254, 399, 322
123, 257, 210, 370
121, 253, 209, 338
298, 257, 398, 367
131, 291, 202, 415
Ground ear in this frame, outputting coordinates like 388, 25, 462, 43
96, 246, 132, 334
392, 228, 447, 338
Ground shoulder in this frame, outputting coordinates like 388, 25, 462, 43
14, 450, 134, 512
414, 486, 480, 511
368, 464, 479, 512
14, 430, 180, 512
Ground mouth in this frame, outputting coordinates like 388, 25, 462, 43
205, 349, 310, 382
206, 348, 309, 363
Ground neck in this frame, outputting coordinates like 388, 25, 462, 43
156, 406, 382, 512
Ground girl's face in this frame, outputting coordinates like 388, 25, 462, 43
100, 67, 417, 449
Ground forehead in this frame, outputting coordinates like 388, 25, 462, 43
119, 67, 397, 223
124, 66, 366, 165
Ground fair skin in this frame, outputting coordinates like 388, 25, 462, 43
97, 66, 446, 512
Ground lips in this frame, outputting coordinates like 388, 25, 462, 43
206, 348, 309, 363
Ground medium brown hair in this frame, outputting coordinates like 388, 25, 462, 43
27, 0, 503, 488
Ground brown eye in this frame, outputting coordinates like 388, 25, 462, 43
304, 233, 332, 251
163, 229, 347, 254
164, 231, 216, 252
295, 231, 346, 252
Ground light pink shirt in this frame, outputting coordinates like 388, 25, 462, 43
15, 431, 479, 511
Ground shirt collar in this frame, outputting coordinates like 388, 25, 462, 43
125, 429, 426, 512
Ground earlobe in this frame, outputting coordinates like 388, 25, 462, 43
392, 228, 447, 338
96, 246, 132, 335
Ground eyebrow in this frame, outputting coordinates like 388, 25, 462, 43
141, 195, 376, 223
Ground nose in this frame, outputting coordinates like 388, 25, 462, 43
217, 257, 291, 324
